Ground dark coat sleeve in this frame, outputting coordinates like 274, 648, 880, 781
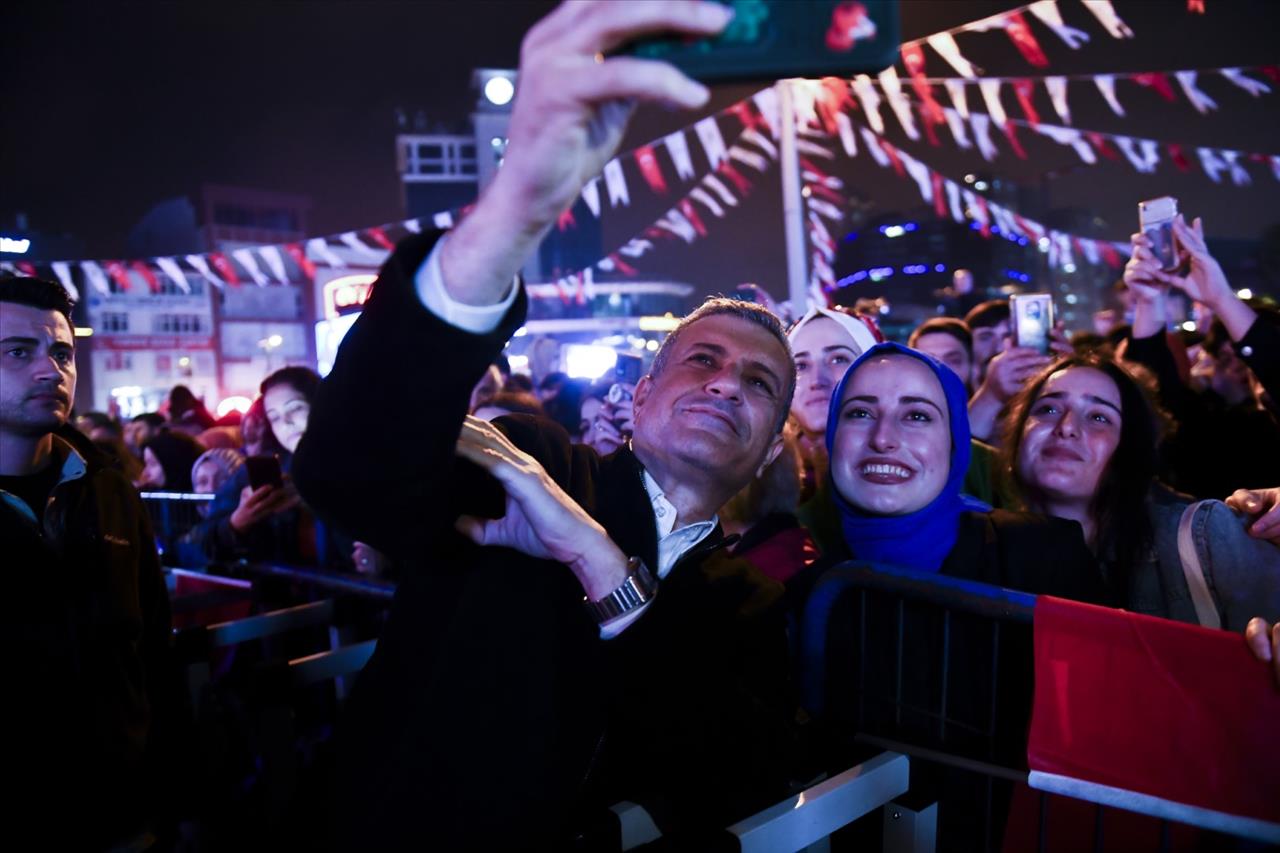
1236, 315, 1280, 406
1126, 330, 1205, 426
292, 231, 527, 561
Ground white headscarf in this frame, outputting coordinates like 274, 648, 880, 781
787, 305, 883, 356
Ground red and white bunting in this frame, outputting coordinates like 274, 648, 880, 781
78, 261, 109, 295
969, 113, 1000, 161
852, 75, 886, 134
1174, 71, 1218, 114
1221, 67, 1271, 97
1036, 124, 1096, 163
943, 79, 971, 119
702, 174, 737, 208
1114, 136, 1160, 173
926, 32, 979, 78
1093, 75, 1126, 116
339, 231, 385, 260
306, 238, 346, 269
877, 67, 920, 139
942, 107, 973, 149
154, 257, 190, 292
634, 144, 669, 195
978, 79, 1009, 126
751, 88, 781, 139
50, 262, 75, 294
580, 178, 601, 217
859, 127, 891, 167
1081, 0, 1134, 39
1045, 76, 1071, 124
432, 211, 454, 229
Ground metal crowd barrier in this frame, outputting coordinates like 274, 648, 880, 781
798, 562, 1270, 853
140, 490, 214, 566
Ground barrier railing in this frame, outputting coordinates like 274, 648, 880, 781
140, 490, 214, 566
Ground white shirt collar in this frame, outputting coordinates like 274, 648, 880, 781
640, 469, 717, 579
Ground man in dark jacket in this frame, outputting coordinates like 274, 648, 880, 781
291, 3, 802, 848
0, 276, 185, 848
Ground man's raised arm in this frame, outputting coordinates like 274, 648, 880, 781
293, 1, 730, 558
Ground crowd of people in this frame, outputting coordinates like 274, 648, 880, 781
3, 2, 1277, 850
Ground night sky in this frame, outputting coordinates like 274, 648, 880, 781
4, 0, 1279, 295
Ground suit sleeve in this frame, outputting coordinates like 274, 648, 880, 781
292, 231, 527, 561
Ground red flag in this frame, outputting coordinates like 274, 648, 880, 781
103, 260, 133, 292
1001, 120, 1028, 159
1187, 0, 1205, 12
931, 171, 947, 218
975, 195, 992, 238
1085, 132, 1120, 161
808, 182, 845, 206
284, 243, 316, 281
900, 44, 947, 125
879, 140, 906, 177
131, 261, 161, 293
556, 207, 577, 232
1167, 143, 1192, 172
16, 261, 38, 278
677, 199, 709, 238
715, 160, 754, 195
1134, 72, 1177, 103
208, 252, 240, 287
1100, 242, 1122, 269
1004, 11, 1049, 67
1012, 79, 1041, 125
919, 103, 942, 146
634, 145, 669, 195
815, 77, 855, 134
1071, 236, 1087, 259
1261, 65, 1280, 84
366, 226, 395, 250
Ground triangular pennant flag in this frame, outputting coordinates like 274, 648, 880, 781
901, 152, 934, 202
879, 139, 906, 177
728, 144, 770, 173
1094, 75, 1126, 117
663, 131, 695, 180
944, 79, 971, 119
1174, 71, 1218, 113
155, 257, 191, 292
103, 261, 134, 292
1029, 0, 1090, 48
900, 43, 946, 124
1222, 150, 1251, 186
701, 174, 738, 207
618, 239, 654, 259
978, 79, 1009, 126
877, 67, 920, 139
926, 32, 979, 77
580, 267, 596, 302
859, 127, 891, 167
808, 198, 844, 221
1045, 76, 1071, 124
1167, 143, 1192, 172
581, 178, 602, 217
603, 158, 630, 207
752, 87, 781, 138
208, 252, 241, 286
970, 113, 1000, 162
1115, 136, 1160, 173
258, 246, 291, 285
743, 128, 780, 161
1003, 11, 1049, 67
1134, 72, 1177, 103
186, 254, 225, 288
919, 104, 942, 147
945, 179, 965, 223
401, 218, 423, 234
366, 226, 396, 250
1271, 155, 1280, 183
1085, 132, 1120, 160
339, 231, 384, 259
556, 207, 577, 233
231, 248, 271, 286
634, 144, 669, 194
432, 211, 455, 229
1081, 0, 1134, 38
677, 199, 709, 238
80, 261, 111, 296
1012, 79, 1041, 125
284, 243, 317, 280
942, 107, 973, 149
852, 75, 886, 133
307, 238, 346, 268
931, 170, 948, 218
1001, 120, 1028, 159
130, 261, 161, 294
653, 207, 699, 243
834, 112, 858, 156
964, 189, 992, 237
1220, 67, 1271, 97
1037, 125, 1097, 163
1080, 238, 1101, 265
50, 261, 75, 294
715, 160, 754, 195
694, 117, 728, 167
689, 187, 726, 218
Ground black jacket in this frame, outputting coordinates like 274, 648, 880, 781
0, 428, 185, 848
294, 232, 795, 850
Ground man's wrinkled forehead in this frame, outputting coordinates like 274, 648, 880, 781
0, 301, 74, 345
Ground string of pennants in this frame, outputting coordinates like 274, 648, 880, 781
0, 89, 778, 302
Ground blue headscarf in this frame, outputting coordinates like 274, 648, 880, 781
824, 341, 990, 572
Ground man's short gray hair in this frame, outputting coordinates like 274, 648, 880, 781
649, 297, 795, 433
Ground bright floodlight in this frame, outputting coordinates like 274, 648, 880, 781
484, 76, 515, 107
267, 334, 284, 348
216, 396, 253, 418
564, 344, 618, 380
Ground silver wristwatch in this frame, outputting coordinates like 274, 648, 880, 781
585, 556, 657, 624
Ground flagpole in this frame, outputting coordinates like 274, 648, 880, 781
777, 79, 810, 312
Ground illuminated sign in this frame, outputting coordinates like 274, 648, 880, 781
0, 236, 31, 254
322, 273, 377, 320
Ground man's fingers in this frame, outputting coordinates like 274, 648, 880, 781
1225, 489, 1261, 513
455, 515, 488, 546
566, 0, 733, 56
573, 56, 709, 110
1245, 617, 1272, 661
1248, 504, 1280, 540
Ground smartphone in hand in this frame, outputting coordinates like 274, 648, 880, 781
1011, 294, 1054, 355
622, 0, 899, 83
245, 455, 284, 490
1139, 196, 1180, 272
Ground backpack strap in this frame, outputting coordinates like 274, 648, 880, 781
1177, 500, 1222, 629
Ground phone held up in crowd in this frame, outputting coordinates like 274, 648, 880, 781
246, 455, 284, 490
1011, 293, 1055, 355
1139, 196, 1181, 273
608, 353, 645, 406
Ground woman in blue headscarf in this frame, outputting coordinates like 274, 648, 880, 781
822, 341, 1106, 598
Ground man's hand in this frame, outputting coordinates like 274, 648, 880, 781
229, 482, 301, 535
1225, 487, 1280, 545
455, 416, 629, 600
1244, 617, 1280, 689
982, 345, 1052, 402
586, 382, 635, 455
440, 1, 730, 306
